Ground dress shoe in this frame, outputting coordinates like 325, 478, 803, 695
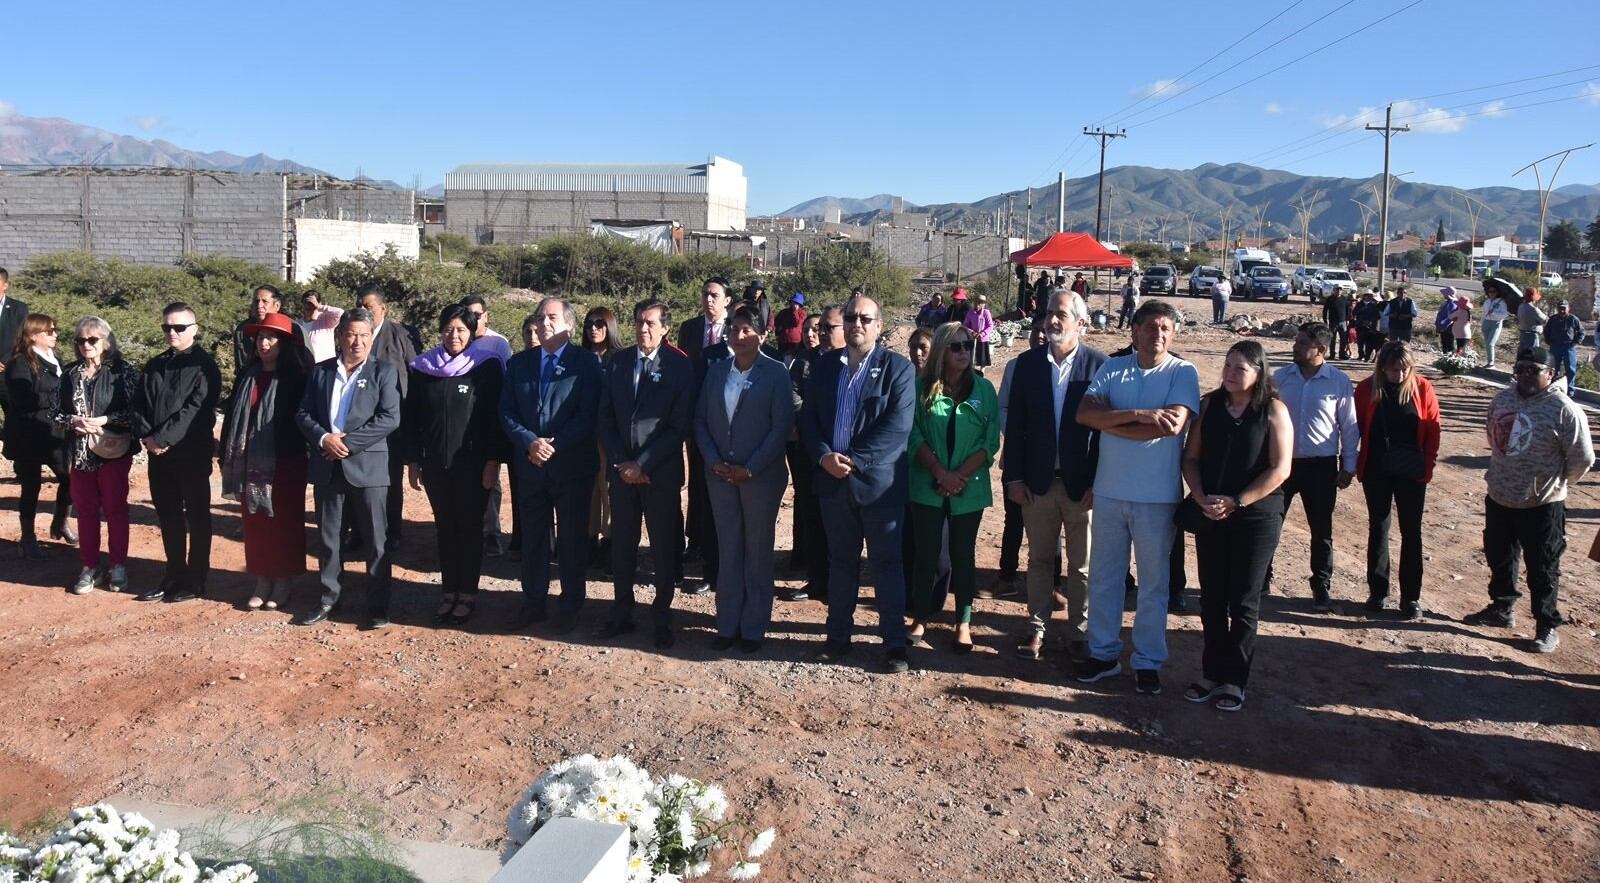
883, 647, 911, 674
595, 619, 635, 640
360, 616, 390, 631
504, 608, 546, 632
654, 626, 675, 649
810, 641, 851, 663
135, 588, 167, 603
711, 635, 738, 651
680, 580, 712, 597
50, 523, 78, 546
294, 605, 334, 626
776, 588, 809, 602
165, 585, 203, 604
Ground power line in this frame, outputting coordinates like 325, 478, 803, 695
1126, 0, 1426, 131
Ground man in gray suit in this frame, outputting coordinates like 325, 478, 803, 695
294, 307, 403, 630
596, 298, 695, 648
696, 303, 798, 652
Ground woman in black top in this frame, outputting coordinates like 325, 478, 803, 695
4, 313, 72, 558
404, 304, 509, 625
1180, 340, 1292, 711
582, 305, 622, 568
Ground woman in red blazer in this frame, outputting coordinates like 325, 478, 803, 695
1353, 341, 1441, 619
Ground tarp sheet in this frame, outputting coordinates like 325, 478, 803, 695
590, 221, 674, 254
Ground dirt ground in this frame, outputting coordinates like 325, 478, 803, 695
2, 293, 1597, 882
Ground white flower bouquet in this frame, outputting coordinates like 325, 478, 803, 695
1433, 349, 1480, 376
505, 754, 776, 881
995, 320, 1026, 347
0, 803, 256, 883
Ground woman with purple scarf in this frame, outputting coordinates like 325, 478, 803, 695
402, 303, 510, 626
219, 312, 312, 611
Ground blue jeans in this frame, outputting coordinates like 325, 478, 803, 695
1481, 320, 1503, 365
1553, 346, 1578, 389
1086, 495, 1179, 671
823, 500, 908, 650
1212, 295, 1229, 323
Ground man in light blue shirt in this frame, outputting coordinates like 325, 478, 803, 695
1073, 301, 1201, 695
1268, 323, 1359, 611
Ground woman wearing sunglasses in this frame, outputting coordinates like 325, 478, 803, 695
55, 316, 140, 595
906, 322, 1000, 652
581, 306, 623, 570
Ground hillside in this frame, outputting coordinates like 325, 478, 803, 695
0, 111, 329, 176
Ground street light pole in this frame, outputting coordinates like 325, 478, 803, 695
1513, 142, 1595, 277
1460, 192, 1487, 274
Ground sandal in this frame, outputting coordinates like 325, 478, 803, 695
907, 623, 928, 646
1214, 687, 1245, 712
448, 597, 477, 626
433, 593, 458, 624
1183, 681, 1220, 703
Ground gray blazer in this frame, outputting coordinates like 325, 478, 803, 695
296, 357, 402, 488
694, 353, 796, 486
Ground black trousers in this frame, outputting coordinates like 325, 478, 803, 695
1357, 330, 1386, 361
1484, 497, 1565, 629
149, 454, 213, 590
1270, 457, 1339, 598
788, 452, 828, 592
1362, 472, 1426, 605
609, 478, 681, 627
16, 459, 71, 538
784, 441, 813, 560
421, 461, 490, 596
999, 495, 1023, 579
1330, 322, 1350, 360
1196, 509, 1281, 688
315, 475, 391, 615
386, 454, 405, 552
516, 473, 592, 616
684, 439, 719, 584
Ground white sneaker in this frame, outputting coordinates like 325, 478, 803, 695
70, 567, 98, 595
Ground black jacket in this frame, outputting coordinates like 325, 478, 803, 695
402, 359, 509, 471
0, 296, 30, 405
1322, 293, 1352, 326
372, 319, 421, 396
136, 345, 222, 458
1001, 344, 1108, 500
3, 351, 65, 467
598, 344, 695, 487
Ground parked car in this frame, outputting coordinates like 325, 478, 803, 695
1290, 266, 1320, 295
1188, 265, 1224, 296
1538, 271, 1565, 288
1306, 267, 1357, 304
1244, 266, 1290, 302
1348, 260, 1369, 272
1140, 264, 1177, 295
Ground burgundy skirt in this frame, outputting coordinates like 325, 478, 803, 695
241, 455, 309, 579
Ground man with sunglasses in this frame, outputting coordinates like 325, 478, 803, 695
133, 303, 221, 603
799, 295, 917, 673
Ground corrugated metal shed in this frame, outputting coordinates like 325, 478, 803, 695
446, 161, 712, 193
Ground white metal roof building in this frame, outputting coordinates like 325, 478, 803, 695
443, 156, 747, 243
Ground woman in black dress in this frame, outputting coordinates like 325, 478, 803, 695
404, 304, 508, 625
1180, 340, 1292, 712
4, 313, 73, 558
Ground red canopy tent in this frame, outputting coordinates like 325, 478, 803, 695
1010, 232, 1134, 269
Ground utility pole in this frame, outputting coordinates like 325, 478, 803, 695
1007, 193, 1015, 238
1083, 126, 1126, 244
1366, 105, 1410, 289
1513, 142, 1594, 277
1056, 172, 1066, 234
1026, 187, 1033, 241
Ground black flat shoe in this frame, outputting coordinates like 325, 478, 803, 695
447, 598, 476, 626
135, 588, 166, 603
294, 605, 333, 626
360, 616, 390, 631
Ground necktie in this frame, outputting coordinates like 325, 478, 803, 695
539, 353, 557, 416
634, 355, 651, 393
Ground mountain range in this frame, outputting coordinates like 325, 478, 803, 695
781, 163, 1600, 244
0, 111, 334, 176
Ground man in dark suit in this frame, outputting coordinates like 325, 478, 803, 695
798, 295, 917, 674
501, 296, 603, 634
1002, 290, 1106, 662
675, 277, 734, 594
355, 284, 419, 554
596, 298, 694, 648
0, 268, 30, 423
293, 307, 403, 630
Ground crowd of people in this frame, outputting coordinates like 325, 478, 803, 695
0, 264, 1596, 704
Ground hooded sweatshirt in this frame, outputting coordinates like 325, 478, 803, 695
1485, 382, 1594, 508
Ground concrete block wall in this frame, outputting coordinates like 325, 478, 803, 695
868, 227, 1019, 278
0, 173, 285, 272
288, 188, 414, 225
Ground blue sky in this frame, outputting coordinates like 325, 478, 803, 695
4, 0, 1599, 213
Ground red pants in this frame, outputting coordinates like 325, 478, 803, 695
70, 457, 132, 569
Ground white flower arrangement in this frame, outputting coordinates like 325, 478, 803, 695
505, 755, 776, 882
995, 319, 1026, 346
0, 803, 256, 883
1433, 349, 1480, 376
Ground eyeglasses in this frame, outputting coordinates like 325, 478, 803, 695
947, 340, 973, 353
161, 323, 194, 333
842, 313, 877, 325
1512, 363, 1547, 375
587, 319, 609, 329
75, 336, 101, 346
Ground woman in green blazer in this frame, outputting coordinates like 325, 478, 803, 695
907, 321, 1001, 652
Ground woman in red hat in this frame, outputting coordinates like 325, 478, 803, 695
219, 311, 312, 610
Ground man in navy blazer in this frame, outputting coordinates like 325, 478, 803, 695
596, 298, 695, 648
798, 295, 917, 673
1001, 290, 1106, 661
501, 297, 603, 633
293, 307, 403, 630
